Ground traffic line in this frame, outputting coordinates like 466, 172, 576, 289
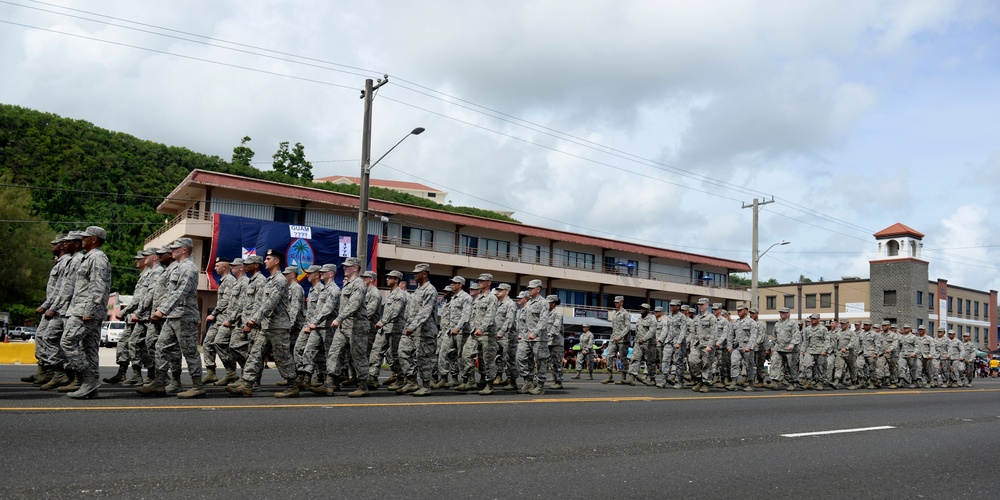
781, 426, 896, 438
0, 387, 997, 412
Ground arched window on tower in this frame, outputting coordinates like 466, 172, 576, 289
887, 240, 900, 257
910, 241, 918, 257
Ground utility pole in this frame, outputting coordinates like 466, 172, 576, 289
742, 197, 775, 310
357, 75, 389, 271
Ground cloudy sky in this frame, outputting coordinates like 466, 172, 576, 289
3, 0, 999, 291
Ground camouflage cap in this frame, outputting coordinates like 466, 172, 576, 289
890, 323, 897, 329
281, 266, 298, 275
902, 324, 912, 329
140, 249, 156, 256
653, 306, 664, 313
947, 329, 956, 335
50, 234, 65, 245
165, 240, 182, 250
232, 258, 245, 266
719, 309, 728, 315
320, 264, 336, 273
669, 299, 681, 306
133, 251, 145, 260
477, 273, 493, 281
244, 255, 263, 265
528, 279, 543, 289
881, 321, 890, 326
497, 283, 511, 290
862, 319, 872, 325
640, 303, 651, 310
680, 305, 690, 311
387, 270, 404, 279
711, 303, 722, 310
809, 313, 820, 319
65, 230, 85, 241
545, 294, 559, 303
516, 291, 529, 299
936, 326, 945, 332
412, 263, 430, 273
215, 256, 232, 264
697, 298, 710, 305
362, 271, 377, 279
614, 295, 624, 303
962, 332, 970, 337
737, 303, 749, 311
342, 257, 362, 268
304, 265, 321, 273
82, 225, 107, 240
450, 276, 466, 284
175, 237, 194, 249
154, 246, 170, 255
917, 325, 926, 330
840, 318, 849, 323
749, 308, 759, 314
778, 307, 790, 313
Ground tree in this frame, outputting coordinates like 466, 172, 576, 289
798, 274, 813, 283
272, 141, 313, 180
232, 136, 254, 167
0, 173, 54, 307
730, 274, 780, 287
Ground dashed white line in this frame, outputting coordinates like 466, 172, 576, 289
781, 426, 896, 438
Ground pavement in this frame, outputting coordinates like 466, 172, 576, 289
1, 361, 998, 499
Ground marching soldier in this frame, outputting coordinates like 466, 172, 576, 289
460, 274, 499, 394
374, 270, 408, 390
573, 323, 595, 380
602, 296, 630, 384
202, 257, 235, 385
61, 226, 110, 399
397, 263, 438, 397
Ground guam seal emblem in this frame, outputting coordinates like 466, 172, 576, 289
286, 238, 314, 280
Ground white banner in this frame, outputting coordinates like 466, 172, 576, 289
845, 302, 865, 313
339, 236, 352, 257
289, 225, 312, 239
939, 298, 948, 331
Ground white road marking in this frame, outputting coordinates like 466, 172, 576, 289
781, 425, 896, 438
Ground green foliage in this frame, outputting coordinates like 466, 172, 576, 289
729, 274, 779, 287
314, 182, 520, 223
272, 141, 314, 181
0, 103, 521, 310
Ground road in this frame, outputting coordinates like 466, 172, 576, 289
1, 364, 998, 499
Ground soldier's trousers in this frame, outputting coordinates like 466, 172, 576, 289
687, 346, 714, 383
825, 352, 837, 382
833, 354, 856, 384
899, 356, 918, 383
36, 314, 66, 368
437, 333, 463, 380
919, 357, 934, 382
156, 318, 202, 382
859, 355, 879, 382
242, 328, 296, 383
370, 332, 402, 379
130, 322, 152, 369
628, 342, 653, 377
937, 359, 952, 383
714, 347, 731, 381
327, 321, 369, 382
399, 334, 435, 383
144, 321, 163, 372
516, 340, 548, 383
114, 322, 135, 365
548, 344, 564, 382
202, 320, 222, 369
770, 351, 799, 384
506, 338, 519, 381
605, 340, 629, 373
876, 354, 898, 383
755, 349, 768, 383
950, 359, 964, 383
577, 350, 594, 372
660, 344, 676, 378
228, 327, 251, 369
211, 322, 238, 370
462, 334, 498, 381
730, 348, 756, 383
298, 329, 331, 375
61, 316, 100, 380
799, 353, 825, 383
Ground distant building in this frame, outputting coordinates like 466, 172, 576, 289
758, 222, 998, 352
315, 175, 449, 203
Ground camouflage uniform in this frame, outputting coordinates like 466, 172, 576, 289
798, 322, 829, 388
604, 306, 631, 381
146, 260, 175, 378
515, 293, 550, 390
294, 280, 325, 375
370, 285, 407, 381
361, 284, 383, 377
36, 251, 74, 370
660, 310, 688, 385
897, 332, 919, 386
686, 308, 719, 389
876, 329, 900, 386
917, 331, 934, 385
438, 289, 472, 383
299, 279, 339, 377
831, 326, 860, 387
728, 314, 760, 387
946, 335, 962, 386
545, 303, 564, 385
202, 271, 236, 372
230, 271, 265, 368
241, 272, 294, 383
399, 280, 439, 386
628, 311, 657, 383
932, 332, 950, 386
494, 294, 517, 383
62, 247, 110, 385
155, 257, 202, 384
959, 336, 976, 386
286, 277, 306, 354
326, 274, 369, 384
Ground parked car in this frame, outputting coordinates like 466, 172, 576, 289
11, 326, 37, 341
100, 321, 126, 347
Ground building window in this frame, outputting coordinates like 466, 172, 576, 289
965, 300, 971, 316
766, 296, 777, 310
887, 240, 899, 256
820, 293, 832, 308
564, 250, 595, 270
929, 321, 935, 332
957, 299, 963, 314
402, 226, 434, 248
917, 319, 923, 327
460, 235, 479, 257
783, 295, 795, 309
427, 192, 436, 198
482, 238, 511, 259
975, 327, 980, 343
273, 206, 300, 224
928, 292, 934, 310
916, 291, 923, 305
884, 290, 897, 307
805, 294, 816, 309
524, 244, 541, 264
974, 301, 980, 317
627, 260, 639, 277
948, 297, 953, 312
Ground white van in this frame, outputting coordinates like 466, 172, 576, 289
101, 321, 127, 347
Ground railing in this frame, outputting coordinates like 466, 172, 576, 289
144, 209, 213, 244
384, 236, 745, 290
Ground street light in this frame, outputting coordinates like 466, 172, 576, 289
356, 127, 425, 271
751, 240, 789, 310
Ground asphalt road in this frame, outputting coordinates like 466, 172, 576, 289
1, 365, 998, 499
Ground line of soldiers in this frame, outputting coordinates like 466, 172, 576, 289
21, 227, 111, 399
592, 297, 981, 393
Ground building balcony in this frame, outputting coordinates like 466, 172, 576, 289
144, 209, 214, 246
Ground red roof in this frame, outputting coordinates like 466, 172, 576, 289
315, 175, 443, 193
874, 222, 924, 239
161, 170, 751, 272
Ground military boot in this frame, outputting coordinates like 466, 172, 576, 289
347, 383, 369, 398
34, 369, 55, 386
623, 374, 636, 386
430, 376, 449, 390
549, 381, 563, 390
571, 372, 581, 380
518, 381, 534, 394
226, 379, 254, 397
743, 385, 755, 392
672, 381, 683, 390
177, 377, 207, 399
492, 375, 503, 386
692, 382, 703, 392
136, 373, 167, 396
310, 373, 326, 388
165, 380, 182, 395
501, 379, 518, 390
366, 378, 381, 390
67, 372, 100, 399
725, 382, 737, 391
455, 380, 475, 391
412, 382, 432, 397
396, 377, 419, 394
103, 364, 129, 384
386, 376, 406, 391
202, 367, 219, 384
123, 365, 143, 386
275, 381, 300, 398
601, 373, 614, 384
214, 369, 238, 386
478, 384, 494, 396
614, 374, 626, 385
58, 372, 82, 393
276, 378, 289, 386
587, 372, 593, 380
40, 370, 70, 391
21, 365, 44, 383
527, 381, 545, 395
310, 378, 337, 396
698, 384, 710, 393
385, 374, 398, 387
636, 374, 651, 386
